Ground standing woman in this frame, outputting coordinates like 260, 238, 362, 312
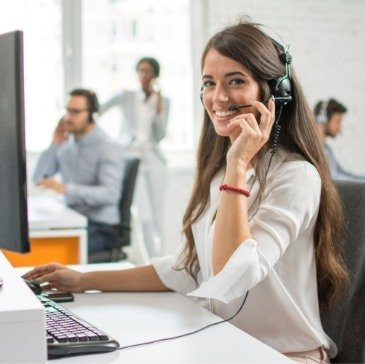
100, 57, 170, 257
25, 20, 348, 363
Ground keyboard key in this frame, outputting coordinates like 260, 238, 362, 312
75, 333, 88, 342
38, 295, 119, 358
66, 334, 78, 342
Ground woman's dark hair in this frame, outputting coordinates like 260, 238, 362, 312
136, 57, 160, 78
175, 18, 348, 312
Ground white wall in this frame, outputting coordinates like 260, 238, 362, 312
202, 0, 365, 174
165, 0, 365, 254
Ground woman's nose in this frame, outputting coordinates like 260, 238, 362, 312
212, 85, 229, 104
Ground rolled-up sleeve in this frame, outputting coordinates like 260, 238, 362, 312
33, 144, 59, 182
188, 162, 321, 303
151, 255, 199, 294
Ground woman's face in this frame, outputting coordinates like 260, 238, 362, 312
137, 61, 155, 89
201, 48, 262, 139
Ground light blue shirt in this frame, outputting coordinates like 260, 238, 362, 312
324, 143, 365, 181
33, 126, 124, 224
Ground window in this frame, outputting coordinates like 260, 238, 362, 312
0, 0, 63, 152
82, 0, 194, 150
1, 0, 194, 152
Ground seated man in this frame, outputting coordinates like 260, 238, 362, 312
314, 98, 365, 180
33, 89, 124, 257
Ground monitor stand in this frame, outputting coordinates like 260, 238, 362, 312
0, 251, 46, 362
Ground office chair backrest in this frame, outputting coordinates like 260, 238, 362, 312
88, 157, 140, 264
321, 180, 365, 363
118, 157, 141, 249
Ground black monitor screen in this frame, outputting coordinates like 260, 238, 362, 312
0, 30, 30, 253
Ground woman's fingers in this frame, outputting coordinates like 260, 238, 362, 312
34, 272, 58, 285
250, 98, 276, 137
228, 114, 257, 132
228, 113, 262, 141
231, 98, 275, 142
22, 263, 65, 280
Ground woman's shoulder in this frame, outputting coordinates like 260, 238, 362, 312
271, 148, 321, 187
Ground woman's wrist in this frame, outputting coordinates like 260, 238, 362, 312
225, 158, 248, 185
81, 272, 94, 291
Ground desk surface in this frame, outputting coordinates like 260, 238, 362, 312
17, 263, 291, 363
28, 195, 87, 231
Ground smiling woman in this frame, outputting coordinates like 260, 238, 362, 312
23, 19, 348, 364
201, 49, 264, 141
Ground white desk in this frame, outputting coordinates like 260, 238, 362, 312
15, 264, 291, 364
29, 194, 87, 232
2, 195, 88, 266
29, 195, 88, 263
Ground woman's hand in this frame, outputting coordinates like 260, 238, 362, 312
22, 263, 86, 293
226, 98, 275, 168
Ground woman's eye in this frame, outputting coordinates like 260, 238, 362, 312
202, 80, 214, 88
230, 79, 244, 85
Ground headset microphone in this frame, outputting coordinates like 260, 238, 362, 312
228, 104, 252, 111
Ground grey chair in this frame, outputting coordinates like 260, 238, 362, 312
88, 157, 141, 263
321, 180, 365, 363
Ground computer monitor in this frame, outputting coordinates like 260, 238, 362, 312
0, 30, 30, 254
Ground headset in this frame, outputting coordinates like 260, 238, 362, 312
316, 101, 328, 124
86, 90, 99, 123
269, 41, 292, 107
199, 86, 204, 105
69, 89, 99, 123
199, 39, 292, 109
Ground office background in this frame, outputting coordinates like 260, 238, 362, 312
1, 0, 364, 256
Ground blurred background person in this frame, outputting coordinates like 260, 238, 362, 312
100, 57, 170, 258
314, 98, 365, 180
33, 89, 124, 258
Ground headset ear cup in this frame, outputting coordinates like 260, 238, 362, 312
271, 76, 292, 107
88, 92, 99, 123
316, 101, 328, 124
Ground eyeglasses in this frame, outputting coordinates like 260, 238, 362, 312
65, 107, 89, 116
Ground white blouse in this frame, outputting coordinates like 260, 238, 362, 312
151, 147, 337, 357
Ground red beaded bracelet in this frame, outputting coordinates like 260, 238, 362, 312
219, 184, 250, 197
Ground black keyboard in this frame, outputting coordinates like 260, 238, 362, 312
38, 295, 120, 359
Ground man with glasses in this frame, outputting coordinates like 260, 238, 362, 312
33, 89, 124, 258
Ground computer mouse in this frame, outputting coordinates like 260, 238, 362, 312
23, 278, 43, 295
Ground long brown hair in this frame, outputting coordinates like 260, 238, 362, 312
176, 19, 348, 312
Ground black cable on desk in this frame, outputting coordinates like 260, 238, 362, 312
117, 291, 249, 350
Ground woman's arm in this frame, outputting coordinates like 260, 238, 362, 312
212, 164, 251, 275
83, 265, 169, 292
22, 263, 169, 293
212, 99, 275, 275
151, 95, 169, 142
